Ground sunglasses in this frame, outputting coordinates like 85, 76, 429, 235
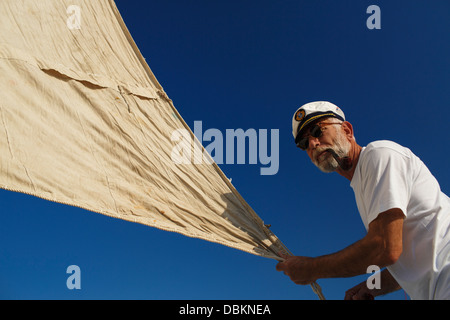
296, 122, 341, 150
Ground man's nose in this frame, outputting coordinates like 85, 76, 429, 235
307, 135, 320, 150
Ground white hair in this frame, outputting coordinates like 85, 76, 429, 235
322, 117, 343, 124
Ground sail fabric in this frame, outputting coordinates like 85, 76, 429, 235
0, 0, 288, 260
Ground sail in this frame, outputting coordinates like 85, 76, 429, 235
0, 0, 288, 260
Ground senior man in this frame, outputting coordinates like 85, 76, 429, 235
276, 101, 450, 300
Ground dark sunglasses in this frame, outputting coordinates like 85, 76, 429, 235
296, 122, 341, 150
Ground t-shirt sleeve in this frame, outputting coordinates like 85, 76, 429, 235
360, 146, 410, 225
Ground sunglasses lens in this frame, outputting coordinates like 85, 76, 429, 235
310, 125, 322, 138
296, 125, 322, 150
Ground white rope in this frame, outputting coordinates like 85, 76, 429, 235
310, 281, 326, 300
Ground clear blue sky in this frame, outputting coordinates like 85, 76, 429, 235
1, 0, 449, 300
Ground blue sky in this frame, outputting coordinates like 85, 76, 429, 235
1, 0, 449, 300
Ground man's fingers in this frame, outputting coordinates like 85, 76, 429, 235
275, 252, 290, 272
275, 261, 285, 272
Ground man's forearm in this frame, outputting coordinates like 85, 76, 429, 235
276, 210, 404, 285
311, 235, 393, 280
311, 209, 404, 280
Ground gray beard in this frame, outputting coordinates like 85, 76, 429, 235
312, 133, 351, 173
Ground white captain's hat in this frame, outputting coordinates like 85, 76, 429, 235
292, 101, 345, 144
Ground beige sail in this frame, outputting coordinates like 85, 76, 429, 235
0, 0, 324, 299
0, 0, 288, 259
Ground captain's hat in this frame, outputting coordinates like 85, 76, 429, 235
292, 101, 345, 143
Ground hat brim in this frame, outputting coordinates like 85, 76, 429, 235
294, 112, 344, 143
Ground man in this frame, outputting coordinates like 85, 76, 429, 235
276, 101, 450, 300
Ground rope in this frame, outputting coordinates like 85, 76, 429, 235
310, 281, 326, 300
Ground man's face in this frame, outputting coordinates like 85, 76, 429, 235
303, 121, 351, 173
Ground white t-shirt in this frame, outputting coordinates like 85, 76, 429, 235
350, 140, 450, 300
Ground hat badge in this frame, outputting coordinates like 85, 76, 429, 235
295, 109, 306, 122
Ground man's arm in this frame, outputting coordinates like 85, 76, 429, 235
276, 208, 404, 284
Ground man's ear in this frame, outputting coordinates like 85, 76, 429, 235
341, 121, 354, 139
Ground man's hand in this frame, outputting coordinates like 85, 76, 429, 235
275, 254, 317, 285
